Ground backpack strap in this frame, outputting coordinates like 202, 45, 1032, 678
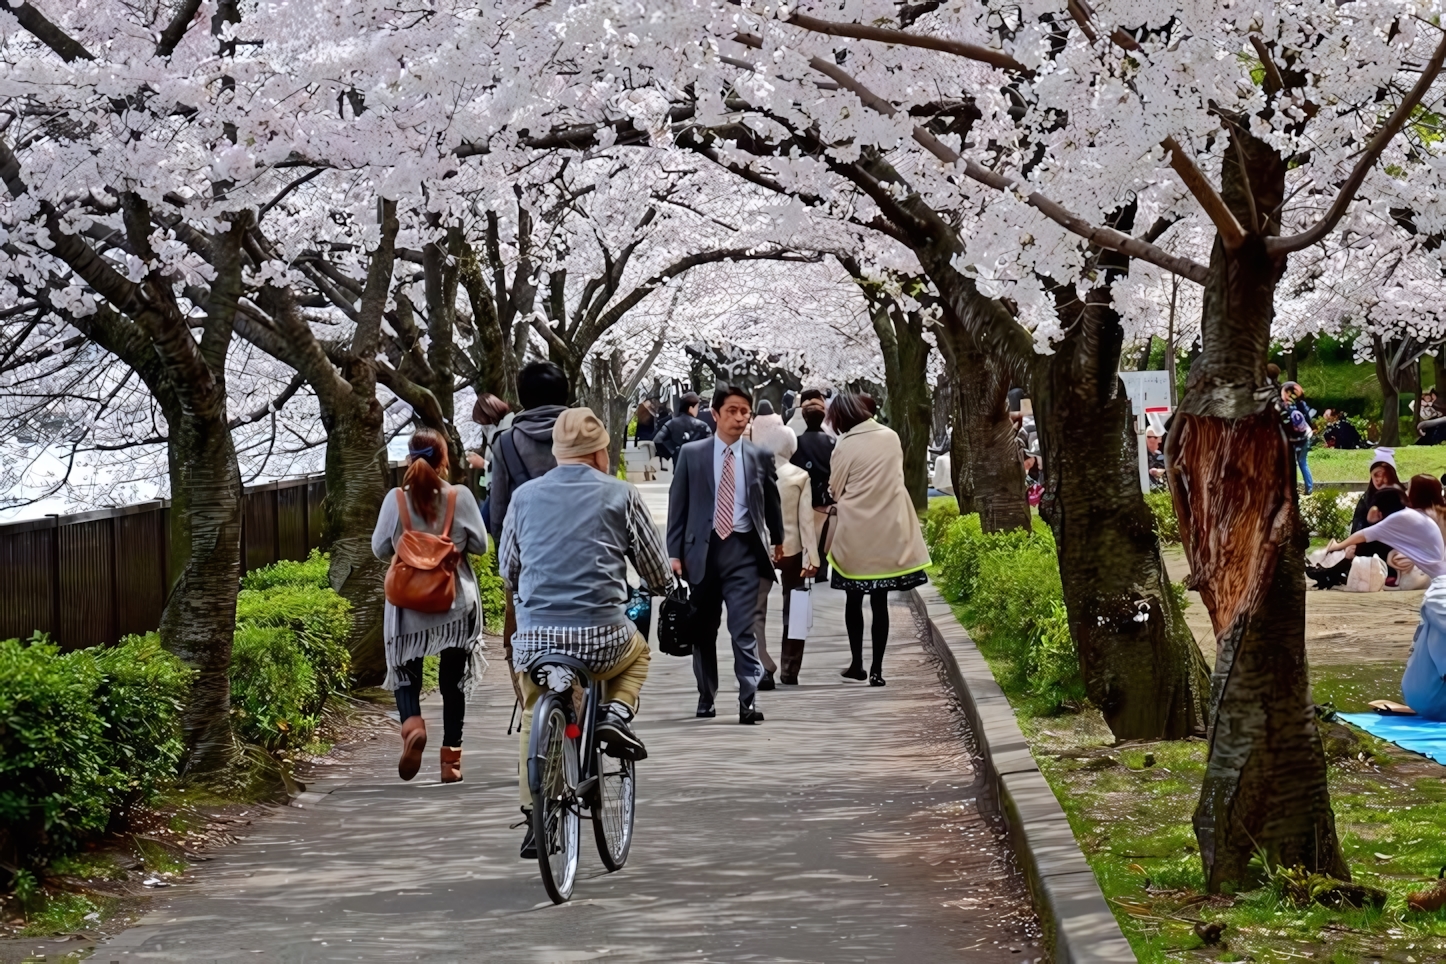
496, 430, 531, 487
394, 488, 413, 532
442, 484, 459, 534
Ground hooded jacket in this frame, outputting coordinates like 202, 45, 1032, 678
488, 404, 566, 542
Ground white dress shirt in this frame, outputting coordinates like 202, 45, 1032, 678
713, 435, 751, 533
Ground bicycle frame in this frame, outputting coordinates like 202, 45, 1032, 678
523, 653, 603, 808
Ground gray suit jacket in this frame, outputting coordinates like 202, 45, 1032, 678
666, 437, 784, 585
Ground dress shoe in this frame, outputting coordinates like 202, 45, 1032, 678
440, 746, 463, 783
739, 701, 765, 724
696, 701, 716, 718
758, 670, 776, 691
398, 716, 427, 781
869, 672, 887, 687
597, 701, 648, 760
840, 665, 867, 681
779, 674, 799, 685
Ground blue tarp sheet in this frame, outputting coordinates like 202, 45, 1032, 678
1339, 712, 1446, 765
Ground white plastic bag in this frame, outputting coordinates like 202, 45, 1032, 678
1307, 547, 1347, 568
1344, 555, 1387, 593
788, 588, 813, 639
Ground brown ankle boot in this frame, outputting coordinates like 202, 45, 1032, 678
398, 716, 427, 781
440, 746, 463, 784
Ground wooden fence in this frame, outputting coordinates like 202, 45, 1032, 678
0, 474, 335, 649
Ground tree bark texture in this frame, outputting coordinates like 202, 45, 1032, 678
950, 331, 1029, 532
159, 400, 242, 776
1035, 301, 1210, 740
1167, 127, 1346, 889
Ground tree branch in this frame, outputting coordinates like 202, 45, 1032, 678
1268, 30, 1446, 255
8, 1, 93, 61
229, 371, 304, 428
771, 9, 1025, 72
1162, 137, 1245, 249
155, 0, 203, 57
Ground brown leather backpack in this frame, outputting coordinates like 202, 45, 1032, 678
384, 486, 462, 613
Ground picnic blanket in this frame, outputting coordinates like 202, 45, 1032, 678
1339, 712, 1446, 765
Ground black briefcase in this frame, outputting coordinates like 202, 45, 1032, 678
657, 583, 694, 657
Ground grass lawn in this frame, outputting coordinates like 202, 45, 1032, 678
949, 593, 1446, 962
1308, 447, 1446, 483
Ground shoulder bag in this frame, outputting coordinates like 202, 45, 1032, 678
384, 487, 463, 613
657, 582, 694, 657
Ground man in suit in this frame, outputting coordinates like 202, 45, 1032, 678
667, 384, 784, 724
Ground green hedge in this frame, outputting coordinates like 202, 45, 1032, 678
0, 633, 190, 871
472, 546, 506, 634
1144, 491, 1180, 544
923, 500, 1085, 713
233, 550, 351, 750
1298, 488, 1352, 541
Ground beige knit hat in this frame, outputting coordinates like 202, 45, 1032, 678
552, 406, 611, 459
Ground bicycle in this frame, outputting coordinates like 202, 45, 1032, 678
524, 653, 636, 904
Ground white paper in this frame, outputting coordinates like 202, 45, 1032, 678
788, 588, 812, 640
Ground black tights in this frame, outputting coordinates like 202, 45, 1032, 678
844, 589, 890, 673
394, 647, 467, 747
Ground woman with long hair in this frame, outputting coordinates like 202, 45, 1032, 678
372, 428, 489, 783
1408, 473, 1446, 543
826, 392, 930, 686
1326, 486, 1446, 719
1351, 449, 1407, 580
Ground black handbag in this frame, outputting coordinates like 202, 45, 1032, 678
657, 582, 694, 657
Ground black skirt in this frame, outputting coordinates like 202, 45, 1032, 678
829, 568, 929, 593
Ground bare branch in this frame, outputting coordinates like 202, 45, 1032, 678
9, 1, 93, 61
1162, 136, 1245, 248
775, 10, 1026, 72
155, 0, 203, 57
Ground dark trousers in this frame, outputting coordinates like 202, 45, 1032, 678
777, 553, 808, 681
394, 647, 467, 746
844, 589, 890, 673
692, 531, 768, 707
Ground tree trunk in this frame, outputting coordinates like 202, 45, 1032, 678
321, 398, 391, 686
873, 304, 933, 510
1167, 127, 1346, 890
159, 403, 243, 776
1035, 305, 1210, 740
955, 338, 1029, 532
1379, 375, 1401, 446
1435, 346, 1446, 396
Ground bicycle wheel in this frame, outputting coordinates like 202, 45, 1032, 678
591, 755, 635, 871
529, 694, 579, 903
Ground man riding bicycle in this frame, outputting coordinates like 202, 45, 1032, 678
498, 407, 672, 858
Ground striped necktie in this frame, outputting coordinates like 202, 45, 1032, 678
714, 446, 736, 540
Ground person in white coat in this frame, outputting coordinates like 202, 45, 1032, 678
751, 420, 821, 685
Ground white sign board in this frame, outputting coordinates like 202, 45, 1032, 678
1118, 370, 1173, 492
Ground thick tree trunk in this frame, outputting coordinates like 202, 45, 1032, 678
1168, 128, 1346, 888
1035, 310, 1210, 740
160, 404, 243, 776
321, 399, 391, 686
955, 340, 1029, 532
875, 308, 933, 510
1380, 386, 1401, 446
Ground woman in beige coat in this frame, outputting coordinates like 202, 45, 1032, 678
827, 393, 930, 685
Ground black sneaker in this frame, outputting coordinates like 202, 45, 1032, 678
596, 701, 648, 761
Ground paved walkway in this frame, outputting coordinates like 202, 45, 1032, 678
94, 484, 1038, 962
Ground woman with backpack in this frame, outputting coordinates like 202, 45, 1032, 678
372, 428, 490, 784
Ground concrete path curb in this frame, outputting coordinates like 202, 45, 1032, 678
910, 584, 1137, 964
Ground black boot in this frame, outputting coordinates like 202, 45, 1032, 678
518, 809, 537, 859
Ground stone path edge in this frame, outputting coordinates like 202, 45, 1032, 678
909, 584, 1137, 964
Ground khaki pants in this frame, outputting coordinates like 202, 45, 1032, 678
516, 632, 651, 806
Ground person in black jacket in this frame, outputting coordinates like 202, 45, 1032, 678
654, 392, 712, 464
791, 398, 835, 578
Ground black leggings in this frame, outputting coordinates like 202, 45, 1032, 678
844, 589, 890, 673
394, 647, 467, 747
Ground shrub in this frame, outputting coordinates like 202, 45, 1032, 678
1299, 489, 1352, 541
1144, 491, 1180, 544
0, 633, 188, 870
232, 555, 353, 750
926, 511, 1085, 712
239, 548, 331, 592
472, 546, 506, 633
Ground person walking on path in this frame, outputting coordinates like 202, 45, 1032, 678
752, 418, 821, 685
667, 384, 784, 724
486, 361, 569, 679
499, 407, 671, 857
792, 395, 836, 581
826, 393, 931, 687
372, 428, 490, 784
653, 391, 712, 465
466, 392, 512, 495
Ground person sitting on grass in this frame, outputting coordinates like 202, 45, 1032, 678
1325, 485, 1446, 720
